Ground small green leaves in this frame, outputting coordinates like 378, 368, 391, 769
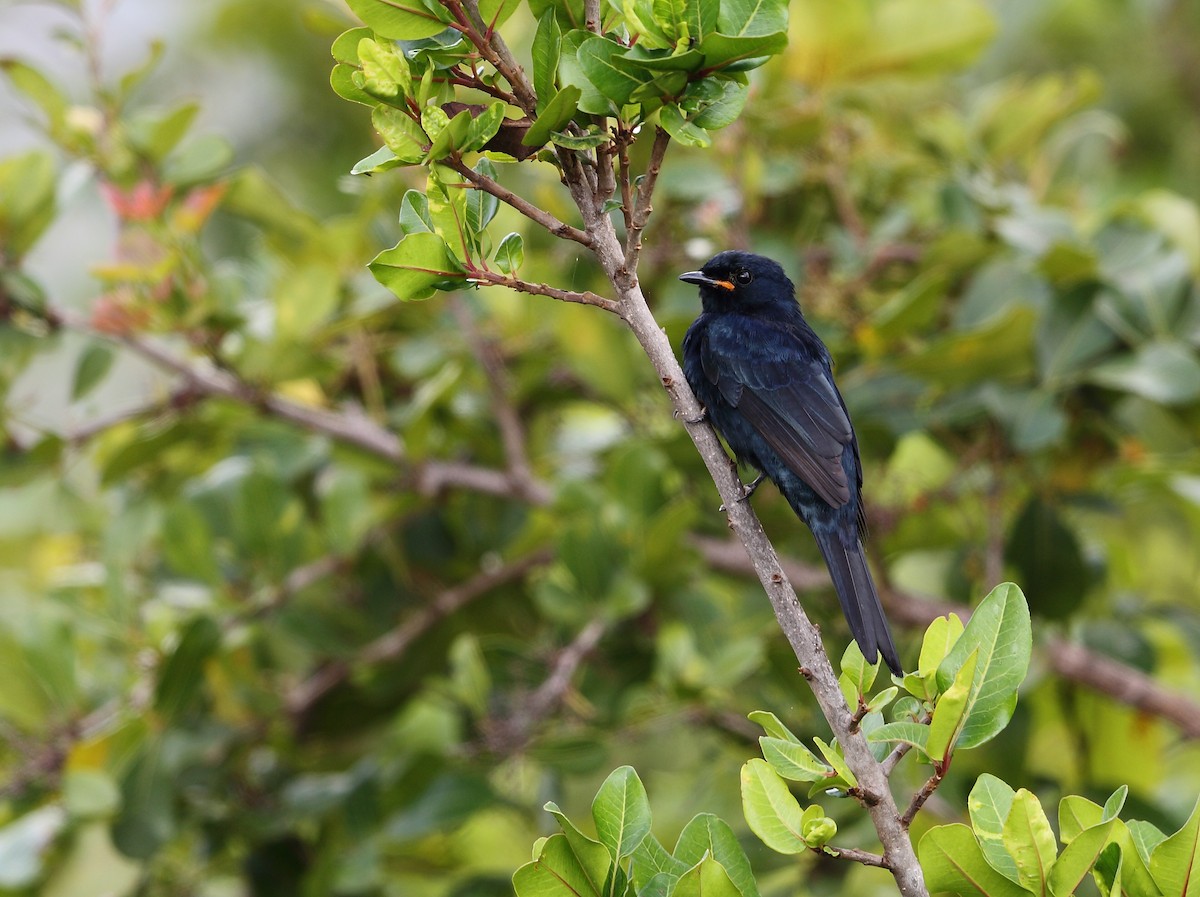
71, 343, 116, 401
0, 150, 56, 259
1150, 796, 1200, 897
920, 824, 1035, 897
522, 85, 583, 148
758, 737, 831, 783
936, 582, 1032, 750
345, 0, 451, 40
369, 232, 467, 301
1003, 790, 1057, 895
740, 759, 807, 854
494, 232, 524, 274
371, 106, 428, 162
591, 766, 651, 859
356, 37, 412, 100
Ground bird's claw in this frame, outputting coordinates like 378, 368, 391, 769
677, 405, 707, 425
719, 472, 766, 512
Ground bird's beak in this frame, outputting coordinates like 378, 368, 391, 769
679, 271, 735, 291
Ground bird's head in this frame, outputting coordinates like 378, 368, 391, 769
678, 251, 797, 314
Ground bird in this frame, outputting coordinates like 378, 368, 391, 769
679, 250, 902, 675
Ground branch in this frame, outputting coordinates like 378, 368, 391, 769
448, 157, 593, 247
902, 768, 945, 828
485, 617, 608, 753
825, 846, 890, 869
470, 269, 622, 315
286, 549, 552, 717
624, 127, 670, 272
62, 385, 201, 444
452, 297, 539, 494
450, 0, 538, 116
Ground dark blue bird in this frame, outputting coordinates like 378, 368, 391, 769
680, 251, 902, 674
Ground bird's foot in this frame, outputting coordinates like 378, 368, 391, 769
719, 472, 766, 512
677, 405, 707, 425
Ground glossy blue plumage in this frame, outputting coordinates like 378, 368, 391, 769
680, 251, 902, 674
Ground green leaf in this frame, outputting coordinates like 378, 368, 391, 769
557, 30, 612, 114
1059, 796, 1105, 846
758, 737, 831, 782
514, 833, 604, 897
576, 36, 652, 106
345, 0, 451, 40
690, 78, 750, 130
478, 0, 521, 30
1049, 821, 1118, 897
899, 307, 1036, 385
812, 737, 856, 789
935, 582, 1032, 750
1103, 786, 1129, 822
840, 640, 878, 698
969, 774, 1020, 883
1150, 796, 1200, 897
372, 106, 428, 162
522, 85, 582, 148
494, 232, 524, 274
748, 710, 801, 743
369, 231, 467, 301
801, 806, 837, 848
153, 616, 220, 721
532, 9, 562, 113
591, 766, 651, 859
673, 856, 741, 897
1088, 340, 1200, 405
914, 613, 966, 694
674, 814, 760, 897
464, 158, 500, 238
357, 37, 412, 100
717, 0, 788, 37
0, 150, 57, 259
631, 833, 687, 892
866, 722, 929, 756
463, 102, 506, 152
331, 26, 373, 63
697, 32, 788, 72
1003, 789, 1058, 897
927, 650, 977, 762
332, 63, 378, 106
549, 128, 611, 150
1, 59, 68, 135
740, 759, 806, 854
399, 189, 435, 234
351, 144, 406, 174
920, 825, 1036, 897
1129, 822, 1167, 867
126, 103, 199, 161
659, 104, 711, 148
543, 801, 612, 897
71, 344, 116, 401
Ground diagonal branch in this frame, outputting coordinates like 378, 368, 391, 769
286, 549, 553, 717
448, 157, 593, 247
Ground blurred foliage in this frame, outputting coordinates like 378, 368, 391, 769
1, 0, 1200, 895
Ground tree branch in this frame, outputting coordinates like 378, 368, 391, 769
286, 549, 553, 717
448, 157, 593, 248
826, 846, 890, 868
624, 127, 670, 273
469, 268, 622, 315
485, 617, 608, 753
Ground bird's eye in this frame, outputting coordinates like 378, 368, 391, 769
734, 269, 753, 285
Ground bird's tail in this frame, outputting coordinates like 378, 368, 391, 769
812, 529, 902, 675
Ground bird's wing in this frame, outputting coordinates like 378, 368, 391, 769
700, 325, 854, 508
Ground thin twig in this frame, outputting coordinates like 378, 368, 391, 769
623, 127, 670, 273
286, 549, 553, 716
452, 297, 538, 494
448, 157, 593, 247
902, 768, 945, 828
825, 846, 890, 869
470, 269, 621, 315
485, 617, 608, 753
